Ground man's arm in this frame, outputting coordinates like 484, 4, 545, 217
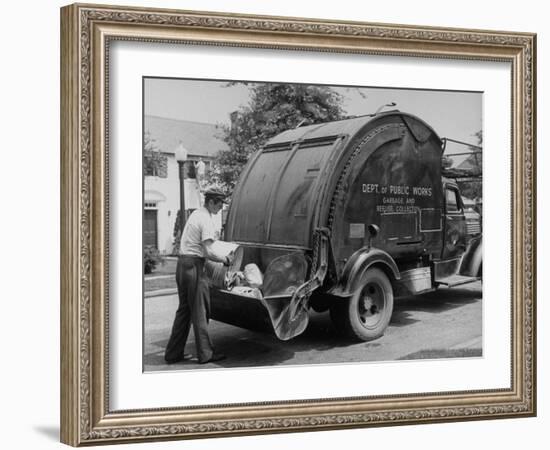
202, 239, 231, 265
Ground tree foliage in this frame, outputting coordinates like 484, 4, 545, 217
211, 83, 346, 191
457, 130, 483, 201
143, 131, 162, 177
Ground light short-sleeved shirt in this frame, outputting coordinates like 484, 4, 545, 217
180, 207, 220, 257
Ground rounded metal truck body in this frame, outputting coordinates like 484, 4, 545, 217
210, 111, 481, 341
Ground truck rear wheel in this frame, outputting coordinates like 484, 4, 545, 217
330, 268, 394, 341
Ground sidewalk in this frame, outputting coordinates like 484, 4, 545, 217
145, 257, 177, 296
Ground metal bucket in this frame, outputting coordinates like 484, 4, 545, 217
204, 242, 244, 289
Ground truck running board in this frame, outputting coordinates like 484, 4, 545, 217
435, 274, 480, 288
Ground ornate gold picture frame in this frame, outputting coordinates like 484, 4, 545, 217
60, 3, 536, 446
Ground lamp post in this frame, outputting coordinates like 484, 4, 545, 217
175, 141, 188, 231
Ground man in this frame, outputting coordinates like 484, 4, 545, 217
164, 188, 231, 365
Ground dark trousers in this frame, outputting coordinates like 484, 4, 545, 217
165, 256, 214, 363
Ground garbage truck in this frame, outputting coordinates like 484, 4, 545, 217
207, 111, 482, 341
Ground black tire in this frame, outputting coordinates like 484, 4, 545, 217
330, 268, 394, 341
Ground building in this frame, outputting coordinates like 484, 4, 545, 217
144, 115, 229, 254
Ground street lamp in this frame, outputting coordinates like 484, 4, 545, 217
174, 141, 188, 231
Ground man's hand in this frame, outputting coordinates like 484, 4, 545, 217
203, 239, 234, 265
224, 252, 235, 267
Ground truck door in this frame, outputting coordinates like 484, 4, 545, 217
442, 184, 467, 260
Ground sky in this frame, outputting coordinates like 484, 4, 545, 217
144, 77, 482, 163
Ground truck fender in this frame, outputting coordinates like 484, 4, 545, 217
329, 247, 400, 297
459, 236, 483, 278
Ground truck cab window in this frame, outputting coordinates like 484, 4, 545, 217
445, 188, 461, 213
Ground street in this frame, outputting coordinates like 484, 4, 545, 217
143, 281, 482, 371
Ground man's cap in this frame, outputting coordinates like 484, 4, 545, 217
204, 187, 229, 202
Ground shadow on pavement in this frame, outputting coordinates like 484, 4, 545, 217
144, 285, 482, 371
144, 312, 366, 370
293, 311, 383, 351
145, 327, 296, 370
398, 348, 482, 360
390, 286, 482, 328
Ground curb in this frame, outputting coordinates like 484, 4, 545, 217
145, 288, 177, 298
145, 274, 174, 281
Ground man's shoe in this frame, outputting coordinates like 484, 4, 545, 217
165, 353, 193, 364
199, 352, 226, 364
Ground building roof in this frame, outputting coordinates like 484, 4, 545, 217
144, 115, 229, 158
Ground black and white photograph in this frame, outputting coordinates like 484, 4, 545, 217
142, 78, 483, 371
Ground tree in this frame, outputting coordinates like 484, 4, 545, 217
464, 130, 482, 175
211, 83, 346, 191
457, 130, 483, 201
441, 154, 454, 169
143, 131, 163, 177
